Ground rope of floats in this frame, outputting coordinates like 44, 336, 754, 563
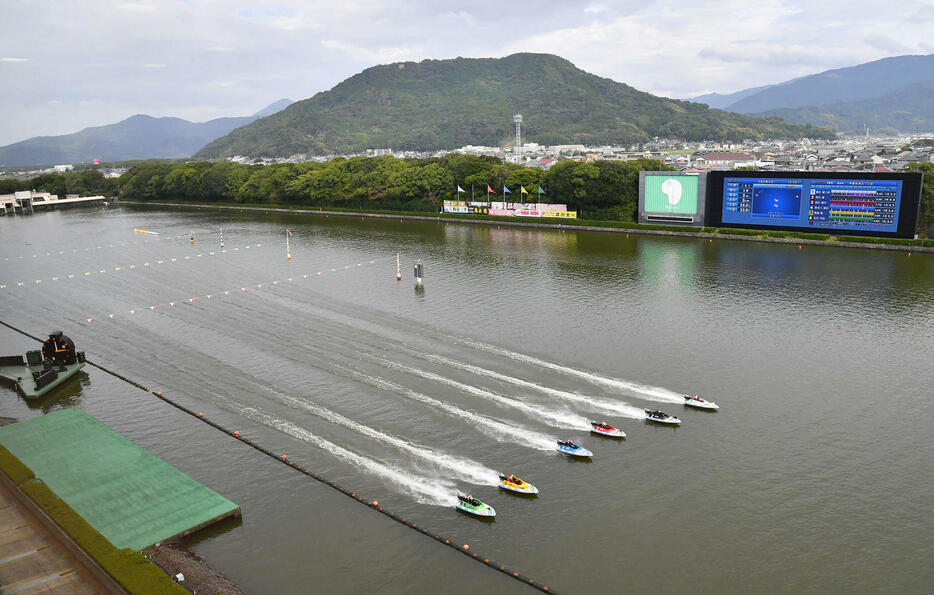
0, 320, 558, 594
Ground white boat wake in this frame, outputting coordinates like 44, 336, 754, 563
459, 338, 686, 404
236, 404, 459, 506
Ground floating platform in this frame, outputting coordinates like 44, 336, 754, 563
0, 408, 240, 550
0, 359, 85, 398
0, 332, 86, 398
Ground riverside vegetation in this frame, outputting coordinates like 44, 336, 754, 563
2, 156, 932, 240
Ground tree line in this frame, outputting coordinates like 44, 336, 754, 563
117, 154, 670, 221
0, 170, 119, 197
2, 156, 931, 232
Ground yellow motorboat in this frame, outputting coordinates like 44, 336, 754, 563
499, 474, 539, 495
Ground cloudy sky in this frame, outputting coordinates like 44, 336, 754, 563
1, 0, 933, 145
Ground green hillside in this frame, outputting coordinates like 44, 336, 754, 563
195, 53, 832, 158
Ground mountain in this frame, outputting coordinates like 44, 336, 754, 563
252, 99, 294, 118
690, 84, 774, 110
195, 54, 832, 159
0, 99, 293, 167
723, 53, 934, 114
756, 82, 934, 134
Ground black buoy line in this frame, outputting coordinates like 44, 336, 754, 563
0, 321, 558, 593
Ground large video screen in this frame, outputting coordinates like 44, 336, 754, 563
707, 171, 923, 238
644, 174, 699, 215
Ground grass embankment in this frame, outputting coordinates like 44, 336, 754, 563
147, 200, 934, 248
0, 444, 186, 594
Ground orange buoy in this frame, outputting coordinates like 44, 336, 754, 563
155, 391, 162, 397
463, 544, 469, 551
281, 454, 287, 460
234, 431, 239, 437
372, 500, 379, 506
197, 412, 203, 417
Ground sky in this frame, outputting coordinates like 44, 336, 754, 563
1, 0, 933, 145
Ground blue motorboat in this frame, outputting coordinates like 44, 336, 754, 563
556, 440, 593, 458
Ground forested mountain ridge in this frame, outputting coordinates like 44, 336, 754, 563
195, 53, 832, 159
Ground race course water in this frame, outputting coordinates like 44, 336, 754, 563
1, 205, 933, 593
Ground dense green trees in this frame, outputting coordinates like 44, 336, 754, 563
5, 155, 928, 234
116, 155, 669, 221
0, 170, 117, 196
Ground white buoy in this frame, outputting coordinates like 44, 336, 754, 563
286, 228, 292, 260
396, 253, 402, 281
414, 261, 423, 286
220, 228, 224, 248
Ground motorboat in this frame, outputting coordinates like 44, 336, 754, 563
644, 409, 681, 425
498, 474, 539, 495
590, 421, 626, 438
556, 440, 593, 458
456, 493, 496, 517
683, 395, 719, 410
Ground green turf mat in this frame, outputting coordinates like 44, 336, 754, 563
0, 408, 239, 550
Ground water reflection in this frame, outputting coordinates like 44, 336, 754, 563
24, 371, 88, 413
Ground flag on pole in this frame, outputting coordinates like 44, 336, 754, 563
503, 186, 511, 194
487, 185, 493, 194
457, 185, 465, 193
538, 186, 545, 195
520, 186, 528, 195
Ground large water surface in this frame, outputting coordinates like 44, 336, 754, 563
1, 205, 932, 593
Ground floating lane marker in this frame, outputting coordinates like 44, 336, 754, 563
1, 244, 264, 288
78, 255, 395, 323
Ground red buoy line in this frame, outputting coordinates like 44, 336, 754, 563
0, 319, 557, 594
0, 244, 265, 289
76, 255, 396, 323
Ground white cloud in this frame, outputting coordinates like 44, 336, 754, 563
1, 0, 933, 144
321, 39, 425, 65
118, 3, 156, 12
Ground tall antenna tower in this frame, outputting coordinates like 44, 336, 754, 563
513, 113, 523, 158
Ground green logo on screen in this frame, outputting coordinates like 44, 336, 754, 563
645, 175, 698, 215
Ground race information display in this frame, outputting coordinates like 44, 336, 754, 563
716, 174, 917, 235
